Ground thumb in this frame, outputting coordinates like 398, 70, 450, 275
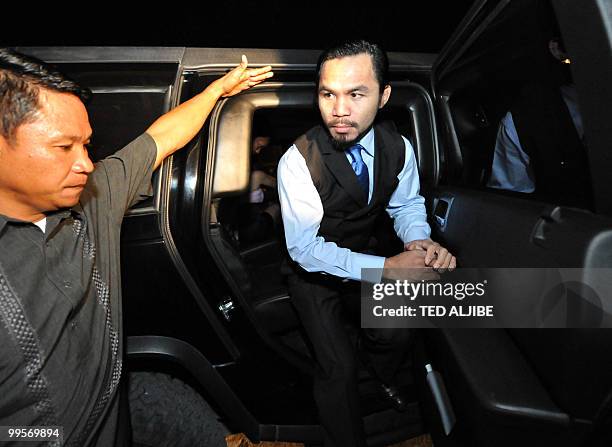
240, 54, 248, 69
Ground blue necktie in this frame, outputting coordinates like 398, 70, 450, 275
347, 144, 369, 197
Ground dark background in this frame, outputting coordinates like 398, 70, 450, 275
2, 1, 474, 52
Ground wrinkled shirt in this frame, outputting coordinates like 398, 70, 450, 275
0, 133, 157, 446
278, 128, 430, 282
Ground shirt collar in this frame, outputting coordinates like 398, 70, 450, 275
358, 127, 375, 157
0, 207, 82, 235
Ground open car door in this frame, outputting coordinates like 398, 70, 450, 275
417, 0, 612, 446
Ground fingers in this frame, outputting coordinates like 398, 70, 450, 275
431, 246, 448, 269
405, 241, 423, 251
248, 65, 273, 77
434, 252, 457, 273
249, 71, 274, 83
425, 242, 440, 265
433, 251, 452, 273
405, 239, 428, 251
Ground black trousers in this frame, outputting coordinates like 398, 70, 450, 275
288, 270, 412, 447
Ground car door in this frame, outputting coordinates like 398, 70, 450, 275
417, 0, 612, 446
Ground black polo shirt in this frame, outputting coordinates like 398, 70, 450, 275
0, 133, 157, 446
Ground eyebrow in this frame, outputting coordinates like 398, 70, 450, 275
318, 84, 370, 94
49, 133, 93, 143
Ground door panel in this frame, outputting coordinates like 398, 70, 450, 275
420, 0, 612, 445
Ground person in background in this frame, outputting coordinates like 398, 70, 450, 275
242, 120, 281, 245
487, 38, 591, 208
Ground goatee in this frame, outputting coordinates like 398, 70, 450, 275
328, 124, 374, 151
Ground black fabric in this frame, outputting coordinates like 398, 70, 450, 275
289, 272, 411, 447
510, 82, 593, 208
0, 133, 156, 446
293, 122, 405, 253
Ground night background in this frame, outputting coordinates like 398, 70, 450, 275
2, 1, 474, 53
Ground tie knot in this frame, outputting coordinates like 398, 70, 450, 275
347, 144, 364, 163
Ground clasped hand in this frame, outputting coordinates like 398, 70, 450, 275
383, 239, 456, 281
404, 239, 456, 272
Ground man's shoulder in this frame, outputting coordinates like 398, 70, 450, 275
374, 121, 408, 158
88, 133, 156, 186
294, 124, 324, 150
81, 133, 157, 218
292, 125, 331, 163
375, 120, 399, 135
94, 133, 157, 171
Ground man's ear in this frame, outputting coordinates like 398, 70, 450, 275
379, 84, 391, 109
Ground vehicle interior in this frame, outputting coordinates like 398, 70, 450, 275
199, 1, 612, 446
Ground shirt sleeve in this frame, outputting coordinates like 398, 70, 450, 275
277, 145, 385, 282
386, 136, 431, 243
88, 133, 158, 222
487, 112, 535, 192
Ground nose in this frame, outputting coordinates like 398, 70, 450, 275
333, 95, 350, 117
72, 147, 94, 175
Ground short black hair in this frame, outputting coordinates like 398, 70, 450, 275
252, 116, 272, 139
316, 40, 389, 92
0, 47, 91, 141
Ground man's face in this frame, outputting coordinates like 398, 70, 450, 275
252, 136, 271, 155
0, 89, 94, 220
318, 53, 391, 148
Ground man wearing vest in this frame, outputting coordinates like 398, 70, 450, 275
277, 40, 456, 447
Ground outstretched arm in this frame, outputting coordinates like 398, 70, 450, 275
147, 55, 273, 169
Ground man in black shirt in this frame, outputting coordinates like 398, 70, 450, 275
0, 48, 272, 446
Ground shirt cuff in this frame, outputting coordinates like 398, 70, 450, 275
402, 227, 431, 245
353, 252, 386, 283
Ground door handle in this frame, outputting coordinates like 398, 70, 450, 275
433, 196, 454, 230
531, 207, 562, 246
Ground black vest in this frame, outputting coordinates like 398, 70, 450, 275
294, 122, 406, 253
511, 83, 593, 208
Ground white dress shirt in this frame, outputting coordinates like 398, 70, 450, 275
487, 85, 583, 192
277, 127, 430, 282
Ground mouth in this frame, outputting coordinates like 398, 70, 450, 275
333, 125, 352, 131
65, 184, 86, 191
331, 123, 355, 134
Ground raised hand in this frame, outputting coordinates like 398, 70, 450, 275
216, 55, 273, 98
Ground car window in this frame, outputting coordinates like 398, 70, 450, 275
85, 89, 169, 210
441, 2, 593, 210
86, 90, 167, 161
56, 62, 176, 212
